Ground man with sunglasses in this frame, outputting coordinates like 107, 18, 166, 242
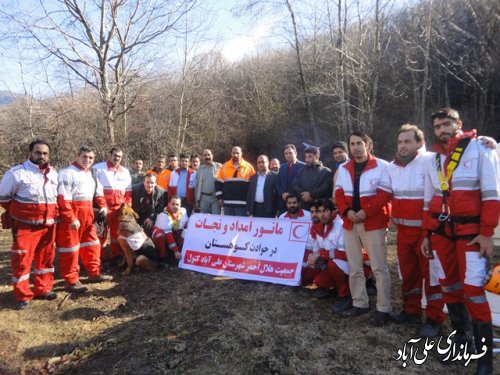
421, 107, 499, 374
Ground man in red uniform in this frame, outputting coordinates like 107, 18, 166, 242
421, 108, 499, 374
93, 147, 132, 265
152, 195, 189, 266
57, 146, 113, 293
0, 140, 59, 309
335, 132, 392, 326
168, 153, 196, 216
372, 124, 445, 336
278, 194, 311, 221
307, 199, 353, 313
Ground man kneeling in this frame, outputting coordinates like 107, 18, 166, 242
152, 195, 189, 267
307, 199, 353, 313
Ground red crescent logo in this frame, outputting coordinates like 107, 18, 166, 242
292, 224, 306, 239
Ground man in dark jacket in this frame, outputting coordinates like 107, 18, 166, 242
275, 144, 306, 214
132, 173, 167, 237
246, 155, 278, 218
292, 146, 331, 210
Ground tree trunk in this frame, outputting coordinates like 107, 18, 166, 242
285, 0, 320, 144
420, 0, 432, 127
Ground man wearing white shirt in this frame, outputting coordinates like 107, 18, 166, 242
278, 194, 311, 221
246, 155, 278, 218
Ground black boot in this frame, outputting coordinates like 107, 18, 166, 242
157, 258, 166, 269
472, 321, 493, 375
447, 303, 475, 353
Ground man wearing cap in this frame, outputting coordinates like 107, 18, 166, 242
329, 141, 349, 177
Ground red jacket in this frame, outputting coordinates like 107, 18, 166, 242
168, 168, 196, 205
93, 161, 132, 210
334, 154, 391, 231
372, 152, 433, 228
0, 160, 59, 226
423, 131, 500, 237
57, 163, 95, 224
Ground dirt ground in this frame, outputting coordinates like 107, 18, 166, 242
0, 228, 498, 375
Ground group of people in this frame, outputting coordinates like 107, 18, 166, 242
0, 107, 498, 374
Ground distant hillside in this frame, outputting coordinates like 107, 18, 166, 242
0, 91, 15, 105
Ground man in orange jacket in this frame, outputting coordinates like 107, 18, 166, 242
215, 146, 255, 216
147, 155, 171, 190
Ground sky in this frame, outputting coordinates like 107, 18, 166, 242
0, 0, 286, 95
0, 0, 384, 95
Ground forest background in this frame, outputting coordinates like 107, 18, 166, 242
0, 0, 498, 171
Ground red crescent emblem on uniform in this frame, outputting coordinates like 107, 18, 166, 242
463, 160, 472, 170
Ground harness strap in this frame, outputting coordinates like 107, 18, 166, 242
436, 137, 471, 221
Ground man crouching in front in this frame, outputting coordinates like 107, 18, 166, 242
152, 195, 189, 267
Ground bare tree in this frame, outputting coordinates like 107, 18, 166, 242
1, 0, 196, 144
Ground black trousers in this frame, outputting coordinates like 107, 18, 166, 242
252, 202, 275, 218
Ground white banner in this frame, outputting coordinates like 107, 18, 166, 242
179, 214, 310, 286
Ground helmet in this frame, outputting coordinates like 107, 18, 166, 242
484, 264, 500, 295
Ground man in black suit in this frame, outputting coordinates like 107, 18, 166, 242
132, 173, 167, 237
275, 144, 306, 214
246, 155, 278, 218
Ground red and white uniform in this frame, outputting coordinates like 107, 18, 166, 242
374, 152, 445, 323
57, 163, 101, 284
168, 168, 196, 205
334, 154, 391, 231
0, 160, 59, 301
278, 209, 311, 221
423, 131, 500, 322
93, 161, 132, 260
152, 208, 189, 258
308, 215, 351, 297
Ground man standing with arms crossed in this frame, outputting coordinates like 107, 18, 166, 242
421, 108, 499, 374
93, 147, 132, 265
57, 146, 112, 293
335, 132, 392, 326
0, 140, 59, 309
